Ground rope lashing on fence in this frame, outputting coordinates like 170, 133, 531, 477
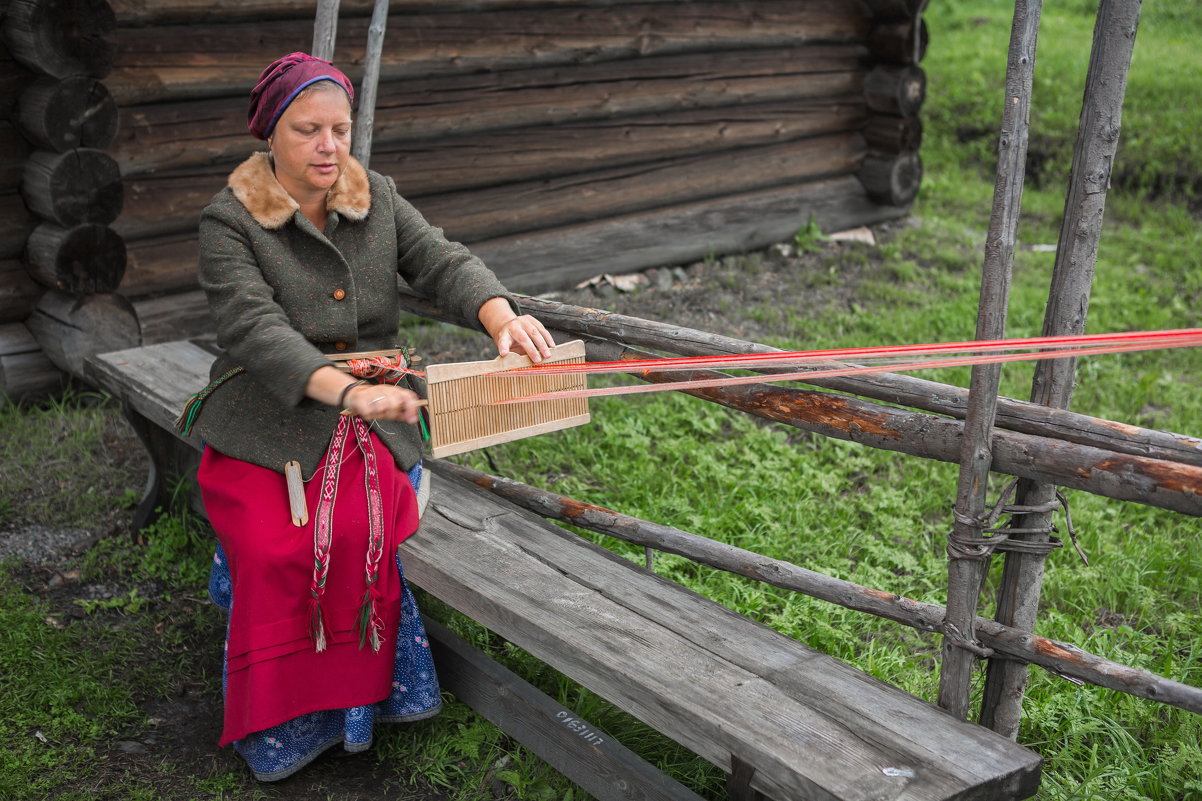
948, 479, 1084, 564
487, 328, 1202, 404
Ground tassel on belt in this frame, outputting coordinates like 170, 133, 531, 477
309, 413, 387, 653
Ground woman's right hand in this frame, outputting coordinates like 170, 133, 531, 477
342, 382, 423, 424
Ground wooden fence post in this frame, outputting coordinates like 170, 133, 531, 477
937, 0, 1043, 719
980, 0, 1142, 739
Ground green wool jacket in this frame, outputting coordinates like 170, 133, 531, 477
191, 151, 516, 477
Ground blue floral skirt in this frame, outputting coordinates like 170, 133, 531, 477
207, 464, 442, 782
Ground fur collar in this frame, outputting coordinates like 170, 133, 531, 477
227, 151, 371, 229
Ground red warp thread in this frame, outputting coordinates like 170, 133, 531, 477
489, 328, 1202, 405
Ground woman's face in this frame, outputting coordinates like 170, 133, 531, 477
268, 84, 352, 200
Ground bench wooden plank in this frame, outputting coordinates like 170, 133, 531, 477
407, 467, 1041, 801
85, 340, 214, 446
84, 340, 1041, 801
423, 615, 708, 801
524, 516, 1038, 795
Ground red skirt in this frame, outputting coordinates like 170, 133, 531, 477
198, 430, 420, 746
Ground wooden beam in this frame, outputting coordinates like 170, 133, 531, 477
311, 0, 339, 61
113, 171, 221, 242
0, 320, 62, 402
24, 222, 126, 294
465, 176, 907, 293
0, 123, 34, 190
857, 151, 922, 206
114, 100, 867, 240
349, 0, 387, 169
0, 48, 36, 121
3, 0, 117, 79
0, 258, 43, 323
21, 148, 124, 227
15, 75, 119, 152
110, 0, 687, 26
415, 134, 866, 243
863, 113, 923, 154
120, 233, 200, 298
106, 2, 872, 104
371, 101, 867, 196
0, 192, 36, 260
861, 0, 928, 23
109, 46, 868, 176
863, 64, 925, 116
870, 18, 929, 65
132, 289, 213, 345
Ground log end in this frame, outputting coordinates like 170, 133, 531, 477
858, 151, 923, 207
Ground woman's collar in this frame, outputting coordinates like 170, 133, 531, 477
227, 151, 371, 230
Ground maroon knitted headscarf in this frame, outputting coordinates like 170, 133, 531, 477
247, 52, 355, 141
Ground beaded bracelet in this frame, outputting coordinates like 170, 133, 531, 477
338, 380, 367, 411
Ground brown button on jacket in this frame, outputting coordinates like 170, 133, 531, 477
191, 152, 516, 477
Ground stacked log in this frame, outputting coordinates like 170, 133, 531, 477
0, 320, 63, 403
857, 0, 927, 205
0, 6, 46, 397
1, 0, 138, 399
100, 0, 924, 342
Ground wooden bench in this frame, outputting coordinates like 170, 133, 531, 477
87, 339, 1043, 801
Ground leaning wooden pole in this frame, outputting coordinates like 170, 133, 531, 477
312, 0, 340, 61
351, 0, 388, 168
430, 459, 1202, 715
981, 0, 1142, 739
938, 0, 1042, 719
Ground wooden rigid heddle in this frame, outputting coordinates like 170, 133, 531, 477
423, 339, 590, 458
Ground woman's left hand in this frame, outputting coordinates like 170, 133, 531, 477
493, 315, 556, 363
479, 298, 555, 363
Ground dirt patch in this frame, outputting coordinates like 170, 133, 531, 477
414, 226, 905, 365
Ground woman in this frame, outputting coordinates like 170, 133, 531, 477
188, 52, 554, 781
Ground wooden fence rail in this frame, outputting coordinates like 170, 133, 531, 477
509, 295, 1202, 468
433, 459, 1202, 716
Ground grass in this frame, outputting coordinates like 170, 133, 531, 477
0, 499, 227, 800
1, 1, 1200, 799
0, 384, 144, 529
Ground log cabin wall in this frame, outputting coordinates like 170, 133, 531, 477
2, 0, 928, 392
1, 0, 137, 399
